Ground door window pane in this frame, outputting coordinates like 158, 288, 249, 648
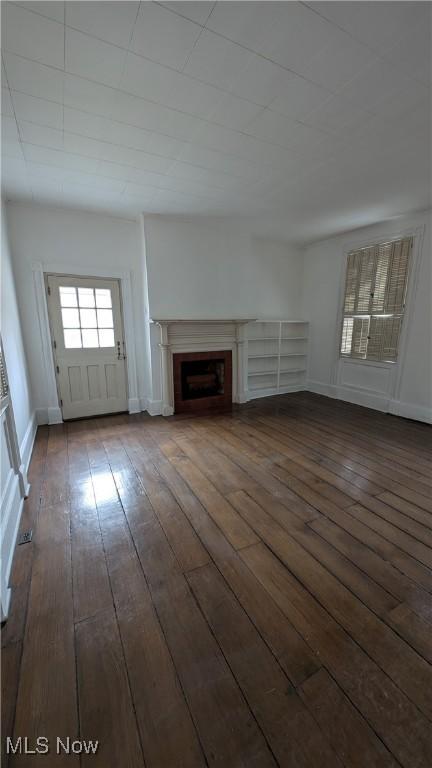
59, 284, 119, 350
81, 329, 99, 348
60, 287, 77, 307
78, 288, 95, 307
96, 308, 114, 328
61, 308, 80, 328
95, 289, 112, 308
64, 329, 82, 348
98, 329, 115, 347
79, 308, 97, 328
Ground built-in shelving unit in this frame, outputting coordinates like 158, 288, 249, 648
246, 320, 309, 400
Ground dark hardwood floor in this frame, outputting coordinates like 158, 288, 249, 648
2, 392, 432, 768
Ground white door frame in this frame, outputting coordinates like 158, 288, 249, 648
32, 261, 140, 423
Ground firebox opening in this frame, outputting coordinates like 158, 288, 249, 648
181, 358, 225, 400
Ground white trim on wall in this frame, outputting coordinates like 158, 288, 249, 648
322, 222, 428, 419
32, 262, 140, 421
1, 408, 36, 620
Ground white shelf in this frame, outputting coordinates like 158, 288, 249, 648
249, 383, 278, 392
280, 368, 306, 374
249, 353, 279, 359
246, 319, 309, 400
248, 370, 278, 377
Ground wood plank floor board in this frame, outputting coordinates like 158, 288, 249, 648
1, 641, 22, 768
279, 397, 432, 463
105, 434, 210, 572
153, 448, 259, 550
67, 438, 113, 624
256, 413, 432, 491
376, 491, 432, 530
95, 503, 206, 768
228, 490, 432, 721
348, 504, 432, 568
124, 502, 277, 767
11, 502, 79, 767
240, 542, 432, 768
188, 421, 321, 522
309, 515, 432, 623
76, 608, 145, 768
187, 562, 343, 768
298, 668, 398, 768
244, 485, 400, 618
144, 437, 322, 688
2, 392, 431, 768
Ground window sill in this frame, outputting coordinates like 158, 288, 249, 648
340, 357, 396, 369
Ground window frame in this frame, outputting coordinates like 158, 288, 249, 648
338, 235, 413, 365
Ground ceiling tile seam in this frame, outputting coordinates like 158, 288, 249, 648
300, 0, 407, 61
20, 137, 264, 189
9, 1, 64, 24
3, 49, 270, 120
5, 1, 428, 123
114, 0, 142, 103
153, 1, 216, 30
126, 1, 203, 173
4, 4, 379, 108
7, 35, 424, 147
17, 121, 250, 183
6, 69, 346, 174
6, 196, 140, 224
1, 50, 33, 198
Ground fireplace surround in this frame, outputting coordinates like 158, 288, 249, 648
151, 319, 253, 415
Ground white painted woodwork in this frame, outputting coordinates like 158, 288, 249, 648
151, 319, 253, 416
246, 320, 309, 400
46, 275, 128, 419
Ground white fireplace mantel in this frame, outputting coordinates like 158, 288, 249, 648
150, 318, 255, 416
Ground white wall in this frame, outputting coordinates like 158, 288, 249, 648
1, 199, 35, 617
303, 210, 432, 422
144, 216, 304, 320
6, 202, 147, 419
143, 215, 304, 405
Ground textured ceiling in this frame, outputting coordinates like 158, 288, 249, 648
1, 1, 430, 243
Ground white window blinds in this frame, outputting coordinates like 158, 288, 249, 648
340, 236, 412, 362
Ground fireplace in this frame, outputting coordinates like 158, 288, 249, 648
173, 350, 232, 413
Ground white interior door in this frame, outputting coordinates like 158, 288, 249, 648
47, 275, 128, 420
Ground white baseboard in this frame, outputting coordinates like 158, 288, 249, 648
388, 399, 432, 424
20, 412, 37, 473
247, 385, 305, 401
36, 407, 48, 425
306, 380, 431, 423
48, 406, 63, 424
306, 380, 336, 398
128, 397, 141, 414
36, 406, 63, 425
146, 399, 163, 416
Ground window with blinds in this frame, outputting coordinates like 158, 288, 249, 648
340, 236, 412, 362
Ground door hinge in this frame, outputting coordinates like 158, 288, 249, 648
60, 398, 63, 406
56, 365, 60, 374
53, 339, 57, 349
47, 285, 51, 295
